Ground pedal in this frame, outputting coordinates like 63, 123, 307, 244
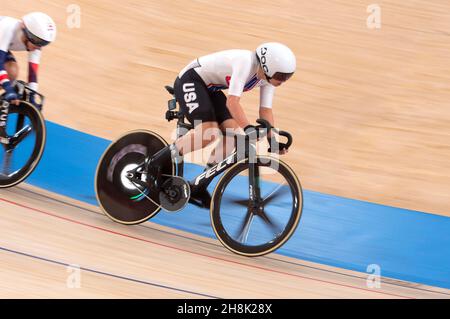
159, 176, 190, 212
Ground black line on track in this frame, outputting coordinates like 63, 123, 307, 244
16, 186, 450, 297
0, 245, 220, 299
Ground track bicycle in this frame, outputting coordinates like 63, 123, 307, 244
95, 86, 303, 256
0, 81, 46, 188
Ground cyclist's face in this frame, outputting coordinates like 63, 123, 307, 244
269, 78, 284, 87
21, 33, 41, 51
27, 41, 41, 51
257, 66, 287, 87
256, 66, 265, 80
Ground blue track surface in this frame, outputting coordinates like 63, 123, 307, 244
23, 121, 450, 289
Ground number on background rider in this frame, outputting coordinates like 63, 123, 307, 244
149, 42, 297, 206
0, 12, 57, 105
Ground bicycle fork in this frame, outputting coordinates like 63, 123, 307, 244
236, 163, 262, 244
0, 100, 9, 130
0, 100, 10, 145
248, 162, 262, 204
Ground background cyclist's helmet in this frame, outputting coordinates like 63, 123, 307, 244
256, 42, 296, 82
22, 12, 57, 47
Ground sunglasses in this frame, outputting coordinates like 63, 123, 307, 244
266, 72, 294, 82
23, 28, 50, 47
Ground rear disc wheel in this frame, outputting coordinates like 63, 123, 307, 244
95, 130, 182, 224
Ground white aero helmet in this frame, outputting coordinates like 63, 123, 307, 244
256, 42, 296, 82
22, 12, 57, 47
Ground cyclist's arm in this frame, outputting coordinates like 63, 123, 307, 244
227, 95, 250, 129
259, 84, 287, 154
227, 54, 253, 129
260, 106, 288, 154
0, 23, 14, 92
259, 84, 275, 137
27, 49, 41, 91
259, 106, 274, 137
0, 51, 10, 89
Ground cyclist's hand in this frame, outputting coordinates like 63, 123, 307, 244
4, 92, 19, 105
243, 125, 258, 137
268, 136, 289, 155
29, 92, 38, 106
244, 124, 269, 142
279, 147, 289, 155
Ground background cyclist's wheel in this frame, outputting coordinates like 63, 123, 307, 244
211, 156, 303, 257
95, 130, 181, 225
0, 102, 46, 188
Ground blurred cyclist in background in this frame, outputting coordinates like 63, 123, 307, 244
150, 42, 297, 207
0, 12, 57, 106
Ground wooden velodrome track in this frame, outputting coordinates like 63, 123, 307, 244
1, 184, 449, 298
1, 1, 449, 298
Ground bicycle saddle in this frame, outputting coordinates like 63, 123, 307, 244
165, 86, 175, 95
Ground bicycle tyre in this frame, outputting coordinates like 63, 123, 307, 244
95, 130, 182, 225
210, 155, 303, 256
0, 101, 46, 188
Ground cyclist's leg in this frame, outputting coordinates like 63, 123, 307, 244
149, 69, 221, 168
207, 91, 240, 165
173, 69, 224, 157
174, 121, 221, 156
220, 118, 241, 155
206, 119, 240, 165
4, 51, 18, 81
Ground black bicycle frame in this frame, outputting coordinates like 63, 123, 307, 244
164, 85, 272, 203
0, 100, 31, 149
0, 81, 44, 148
189, 134, 262, 203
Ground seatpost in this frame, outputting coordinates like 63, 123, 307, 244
176, 113, 193, 139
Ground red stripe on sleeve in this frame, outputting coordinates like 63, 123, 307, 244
28, 62, 39, 83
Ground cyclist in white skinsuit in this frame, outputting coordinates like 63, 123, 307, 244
151, 42, 297, 206
177, 48, 276, 113
0, 13, 56, 107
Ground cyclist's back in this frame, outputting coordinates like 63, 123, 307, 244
0, 12, 56, 104
180, 49, 270, 95
174, 49, 276, 128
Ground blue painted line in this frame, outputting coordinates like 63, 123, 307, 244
0, 245, 219, 298
23, 121, 450, 289
15, 187, 450, 297
27, 121, 110, 203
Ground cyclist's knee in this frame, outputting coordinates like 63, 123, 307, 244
4, 61, 19, 81
175, 121, 219, 154
219, 119, 241, 137
201, 121, 221, 146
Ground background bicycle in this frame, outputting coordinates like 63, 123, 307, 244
0, 81, 46, 188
